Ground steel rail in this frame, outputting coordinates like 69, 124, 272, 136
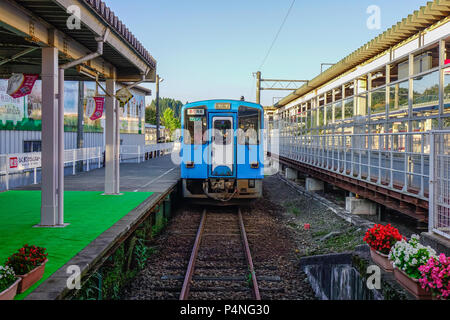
179, 209, 207, 300
238, 208, 261, 300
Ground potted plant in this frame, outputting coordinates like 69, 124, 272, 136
419, 253, 450, 300
363, 224, 404, 272
389, 235, 436, 299
0, 266, 21, 300
6, 244, 48, 294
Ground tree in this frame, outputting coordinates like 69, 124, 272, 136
162, 108, 181, 137
145, 104, 156, 124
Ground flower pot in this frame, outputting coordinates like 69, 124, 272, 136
0, 278, 21, 300
393, 268, 432, 300
370, 249, 393, 272
17, 259, 48, 294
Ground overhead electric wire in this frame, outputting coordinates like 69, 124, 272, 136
258, 0, 296, 71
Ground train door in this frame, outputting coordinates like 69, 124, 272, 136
209, 114, 236, 177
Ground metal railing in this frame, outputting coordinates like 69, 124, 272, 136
120, 143, 174, 163
274, 130, 431, 200
429, 130, 450, 239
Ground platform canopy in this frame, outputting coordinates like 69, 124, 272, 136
0, 0, 156, 81
0, 0, 157, 227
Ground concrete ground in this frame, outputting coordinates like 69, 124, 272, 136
17, 155, 180, 193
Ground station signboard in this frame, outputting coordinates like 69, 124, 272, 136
7, 153, 41, 172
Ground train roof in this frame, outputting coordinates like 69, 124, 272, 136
182, 100, 263, 111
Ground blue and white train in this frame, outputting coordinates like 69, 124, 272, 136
180, 99, 264, 202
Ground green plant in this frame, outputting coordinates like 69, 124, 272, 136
246, 270, 253, 288
0, 266, 17, 292
6, 244, 48, 275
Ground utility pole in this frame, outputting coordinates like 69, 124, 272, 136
255, 71, 308, 105
256, 71, 261, 105
156, 74, 161, 144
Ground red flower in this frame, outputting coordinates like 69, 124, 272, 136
363, 224, 405, 255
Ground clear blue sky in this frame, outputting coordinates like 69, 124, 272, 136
106, 0, 429, 106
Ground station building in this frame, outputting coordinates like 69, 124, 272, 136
271, 0, 450, 243
0, 80, 151, 155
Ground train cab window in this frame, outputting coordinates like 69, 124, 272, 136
238, 106, 260, 145
213, 119, 232, 145
185, 108, 207, 145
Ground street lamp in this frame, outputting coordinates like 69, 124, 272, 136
156, 75, 164, 143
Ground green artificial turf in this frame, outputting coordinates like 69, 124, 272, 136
0, 190, 153, 300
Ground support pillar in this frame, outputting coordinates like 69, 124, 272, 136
285, 167, 297, 181
40, 47, 59, 226
305, 177, 324, 192
114, 91, 120, 194
104, 79, 116, 194
345, 196, 377, 215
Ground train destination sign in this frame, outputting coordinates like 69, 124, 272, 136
187, 109, 205, 115
215, 103, 231, 110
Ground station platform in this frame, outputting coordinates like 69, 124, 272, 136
0, 155, 180, 300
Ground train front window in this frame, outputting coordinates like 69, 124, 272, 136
185, 108, 207, 145
213, 120, 232, 145
238, 106, 260, 145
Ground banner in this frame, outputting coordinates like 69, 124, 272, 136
90, 97, 105, 121
7, 153, 41, 172
7, 74, 39, 98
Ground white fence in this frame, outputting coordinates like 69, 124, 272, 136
272, 127, 450, 239
430, 131, 450, 239
276, 131, 431, 199
120, 143, 174, 163
0, 147, 102, 190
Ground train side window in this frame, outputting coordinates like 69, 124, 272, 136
238, 106, 260, 145
185, 108, 207, 145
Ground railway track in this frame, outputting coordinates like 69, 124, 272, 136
122, 202, 316, 301
179, 207, 260, 300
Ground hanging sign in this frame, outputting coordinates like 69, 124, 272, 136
7, 73, 39, 98
116, 87, 133, 106
85, 97, 105, 121
445, 59, 450, 75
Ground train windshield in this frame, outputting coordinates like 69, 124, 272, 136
213, 119, 232, 145
238, 106, 260, 145
185, 108, 207, 145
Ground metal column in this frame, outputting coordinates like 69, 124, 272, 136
40, 47, 59, 226
104, 79, 116, 194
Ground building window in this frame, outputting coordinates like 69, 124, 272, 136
413, 44, 439, 75
23, 141, 41, 153
370, 88, 386, 117
444, 66, 450, 114
412, 71, 439, 117
334, 101, 343, 122
371, 68, 386, 89
344, 98, 354, 120
390, 58, 409, 82
344, 82, 354, 98
388, 80, 409, 119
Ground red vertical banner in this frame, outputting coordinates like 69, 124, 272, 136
7, 74, 39, 98
90, 97, 105, 121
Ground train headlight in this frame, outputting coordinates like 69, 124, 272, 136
251, 162, 259, 169
186, 161, 195, 168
